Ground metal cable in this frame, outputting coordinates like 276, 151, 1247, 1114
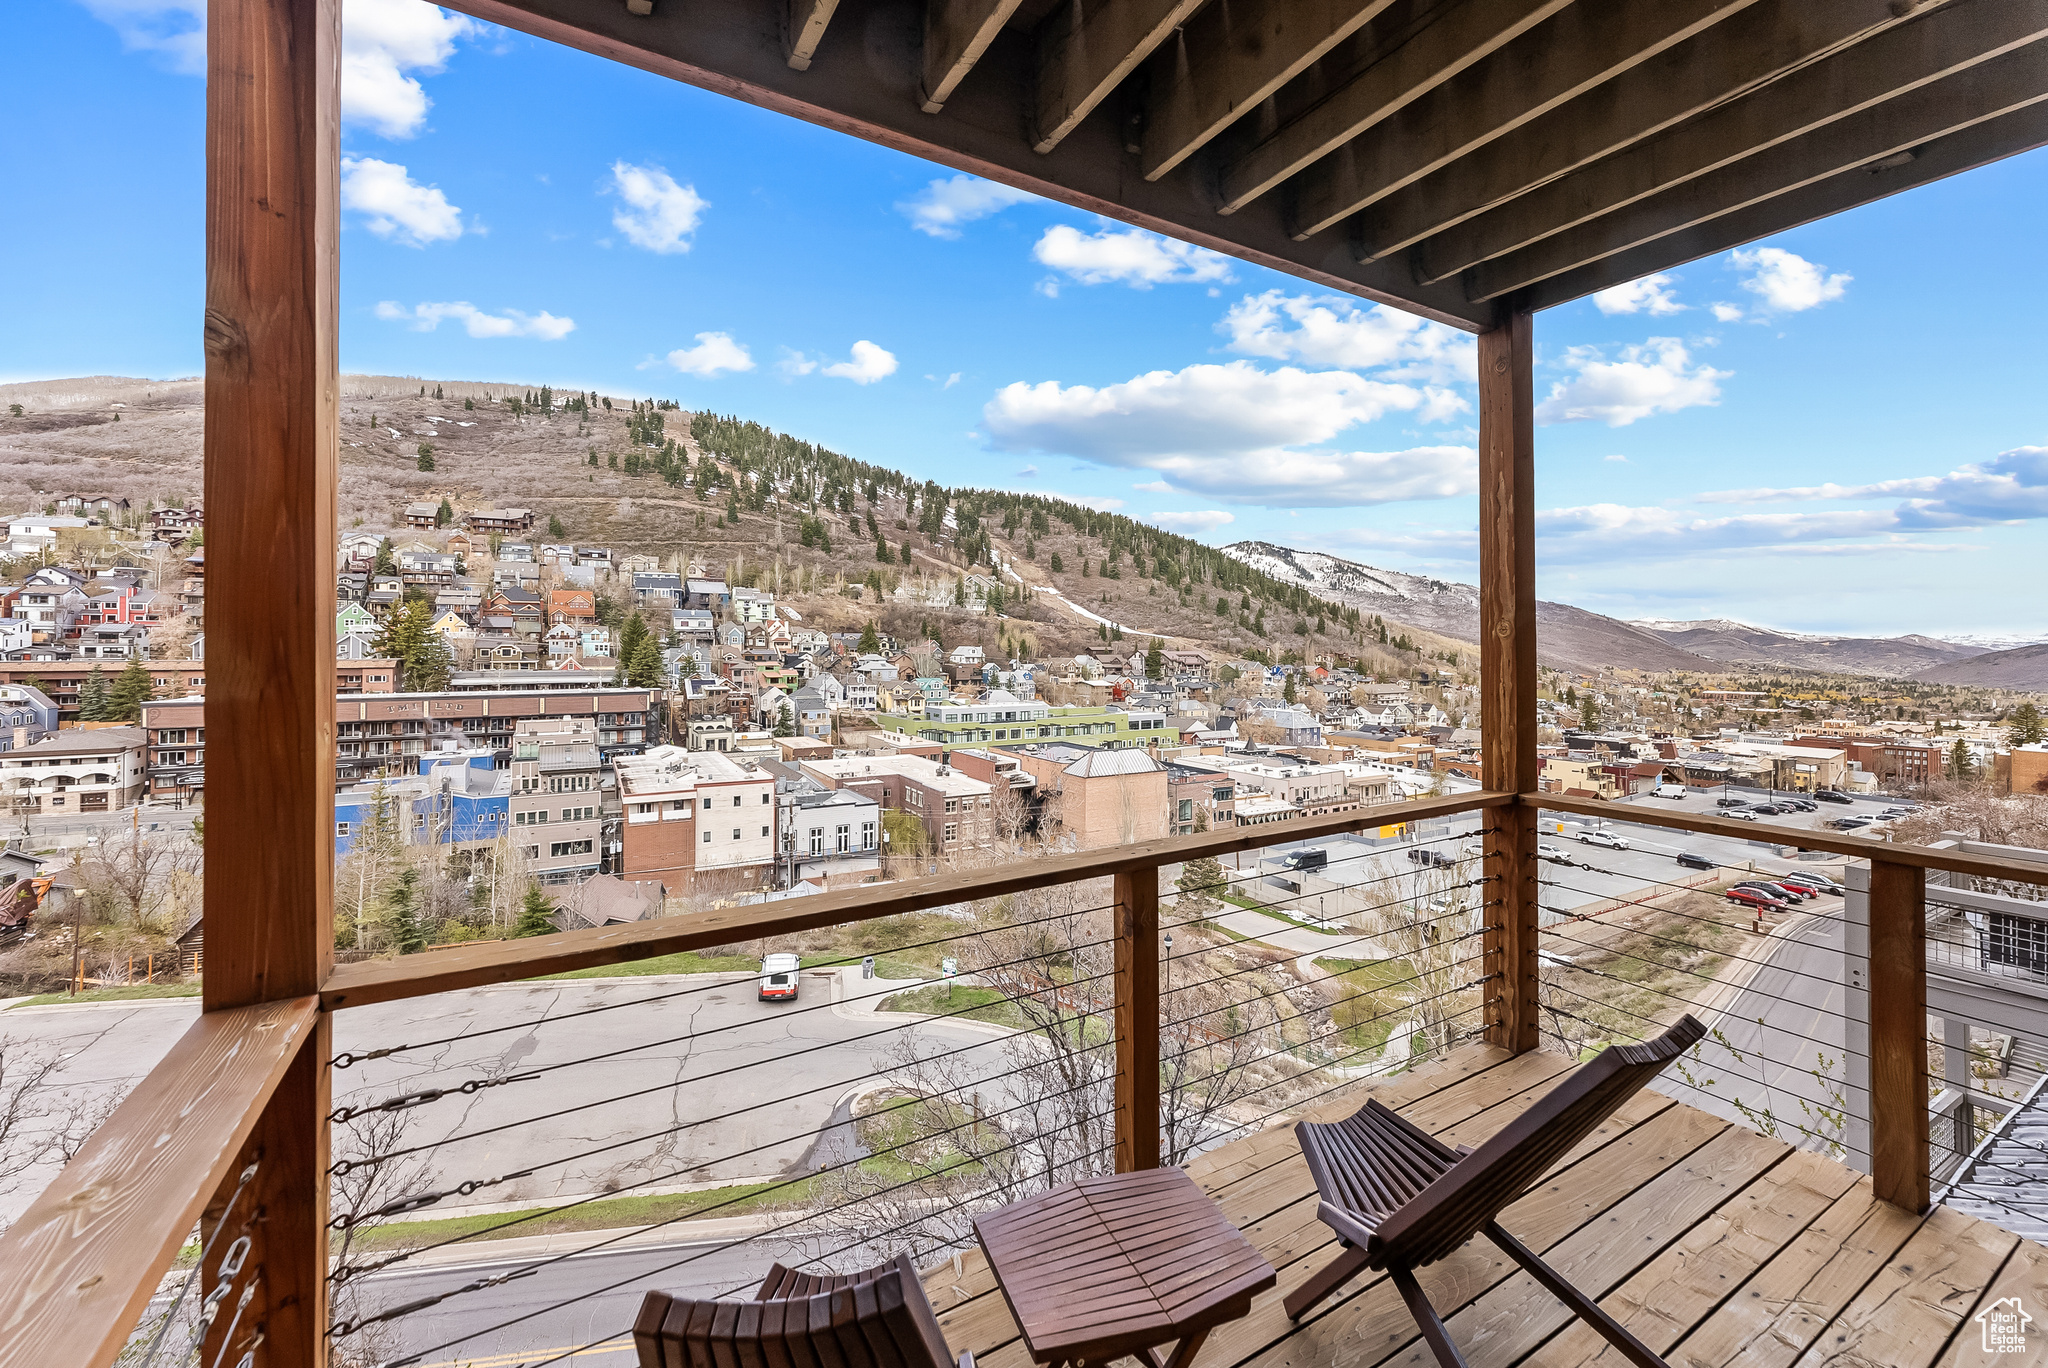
1537, 895, 1869, 1011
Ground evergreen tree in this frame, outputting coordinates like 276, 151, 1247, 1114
1282, 672, 1297, 704
876, 537, 893, 563
1947, 739, 1976, 780
627, 632, 665, 690
549, 514, 567, 538
774, 702, 795, 737
435, 497, 453, 527
899, 541, 912, 565
1050, 553, 1064, 574
1175, 855, 1226, 912
373, 598, 440, 691
2007, 702, 2045, 746
1579, 693, 1602, 731
1145, 638, 1164, 680
374, 538, 396, 576
858, 620, 881, 654
515, 883, 556, 937
385, 866, 428, 953
108, 658, 155, 721
77, 666, 109, 722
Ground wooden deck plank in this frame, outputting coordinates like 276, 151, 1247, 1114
1656, 1178, 1925, 1368
1524, 1147, 1860, 1368
1789, 1204, 2017, 1368
1947, 1237, 2048, 1368
1390, 1127, 1791, 1368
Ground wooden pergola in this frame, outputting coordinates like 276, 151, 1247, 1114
2, 2, 2046, 1365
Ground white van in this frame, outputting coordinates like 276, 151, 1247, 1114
1654, 783, 1687, 799
758, 952, 801, 1002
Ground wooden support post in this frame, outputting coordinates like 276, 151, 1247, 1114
1478, 309, 1538, 1054
1113, 867, 1161, 1172
1869, 858, 1929, 1212
204, 0, 341, 1362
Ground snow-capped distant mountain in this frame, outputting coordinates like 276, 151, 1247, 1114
1627, 618, 1990, 676
1221, 542, 1708, 673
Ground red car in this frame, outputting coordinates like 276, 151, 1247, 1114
1742, 880, 1813, 901
1726, 887, 1791, 910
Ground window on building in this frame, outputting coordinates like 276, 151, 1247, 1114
549, 840, 593, 858
761, 792, 772, 804
703, 831, 712, 844
835, 824, 851, 853
943, 823, 958, 844
732, 795, 742, 807
1178, 800, 1193, 822
336, 821, 350, 838
810, 828, 825, 856
861, 820, 876, 849
944, 798, 958, 814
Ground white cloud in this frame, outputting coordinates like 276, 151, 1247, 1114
943, 372, 962, 389
342, 0, 477, 139
607, 161, 707, 254
983, 360, 1472, 507
1147, 510, 1236, 533
1729, 247, 1850, 313
777, 349, 818, 378
341, 157, 463, 245
1535, 338, 1727, 427
1016, 465, 1038, 478
1693, 446, 2048, 528
1033, 224, 1234, 289
374, 300, 573, 338
1710, 302, 1745, 322
1603, 453, 1629, 462
821, 340, 899, 384
1592, 273, 1685, 316
77, 0, 205, 73
1219, 290, 1476, 386
664, 332, 754, 377
896, 176, 1037, 238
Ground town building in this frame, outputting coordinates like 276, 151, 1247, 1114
996, 742, 1169, 849
780, 787, 883, 888
798, 754, 994, 861
1166, 761, 1235, 836
1, 725, 148, 813
614, 746, 778, 896
510, 717, 604, 883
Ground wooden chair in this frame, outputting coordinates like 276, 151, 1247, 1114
1283, 1015, 1708, 1368
634, 1253, 973, 1368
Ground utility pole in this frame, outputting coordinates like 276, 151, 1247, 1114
69, 904, 82, 996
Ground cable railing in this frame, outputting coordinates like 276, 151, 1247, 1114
311, 821, 1507, 1368
20, 787, 2048, 1368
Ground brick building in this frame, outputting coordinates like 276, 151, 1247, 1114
614, 746, 779, 896
797, 754, 994, 860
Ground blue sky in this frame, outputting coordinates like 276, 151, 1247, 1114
6, 0, 2046, 640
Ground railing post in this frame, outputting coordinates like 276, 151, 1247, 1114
204, 0, 341, 1361
1869, 858, 1929, 1212
1477, 309, 1538, 1054
1113, 867, 1161, 1171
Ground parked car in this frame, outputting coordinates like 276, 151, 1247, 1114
1406, 847, 1456, 868
1536, 843, 1570, 862
1780, 873, 1843, 895
1750, 804, 1787, 816
1676, 852, 1717, 870
1579, 830, 1630, 850
1726, 887, 1791, 910
1735, 880, 1811, 901
1786, 798, 1818, 812
1281, 848, 1328, 872
1716, 796, 1751, 809
758, 952, 802, 1002
1654, 783, 1687, 799
1720, 809, 1759, 822
1814, 789, 1853, 804
1829, 816, 1872, 830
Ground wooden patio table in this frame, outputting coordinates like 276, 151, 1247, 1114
973, 1167, 1277, 1368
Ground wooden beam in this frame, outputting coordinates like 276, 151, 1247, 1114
204, 0, 339, 1362
0, 999, 318, 1368
324, 790, 1515, 1009
1270, 0, 1749, 236
428, 0, 1496, 329
1113, 868, 1161, 1172
1525, 791, 2048, 882
1033, 0, 1207, 155
787, 0, 841, 71
1868, 859, 1929, 1212
204, 0, 339, 1014
921, 0, 1025, 111
1217, 0, 1574, 217
1478, 312, 1538, 1055
1368, 0, 1906, 265
1517, 99, 2048, 311
1137, 0, 1400, 182
1455, 2, 2048, 297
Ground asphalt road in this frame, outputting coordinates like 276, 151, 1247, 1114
6, 801, 201, 851
0, 971, 1016, 1228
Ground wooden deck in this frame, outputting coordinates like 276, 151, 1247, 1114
925, 1046, 2048, 1368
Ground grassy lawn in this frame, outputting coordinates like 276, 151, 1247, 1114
1219, 892, 1348, 935
339, 1177, 811, 1253
1543, 896, 1752, 1044
877, 981, 1025, 1028
1313, 956, 1416, 1055
12, 982, 202, 1007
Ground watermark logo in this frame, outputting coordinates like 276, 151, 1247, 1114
1975, 1296, 2032, 1355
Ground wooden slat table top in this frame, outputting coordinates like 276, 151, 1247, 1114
935, 1046, 2046, 1368
976, 1167, 1277, 1363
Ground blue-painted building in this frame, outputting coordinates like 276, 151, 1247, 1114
334, 745, 511, 855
